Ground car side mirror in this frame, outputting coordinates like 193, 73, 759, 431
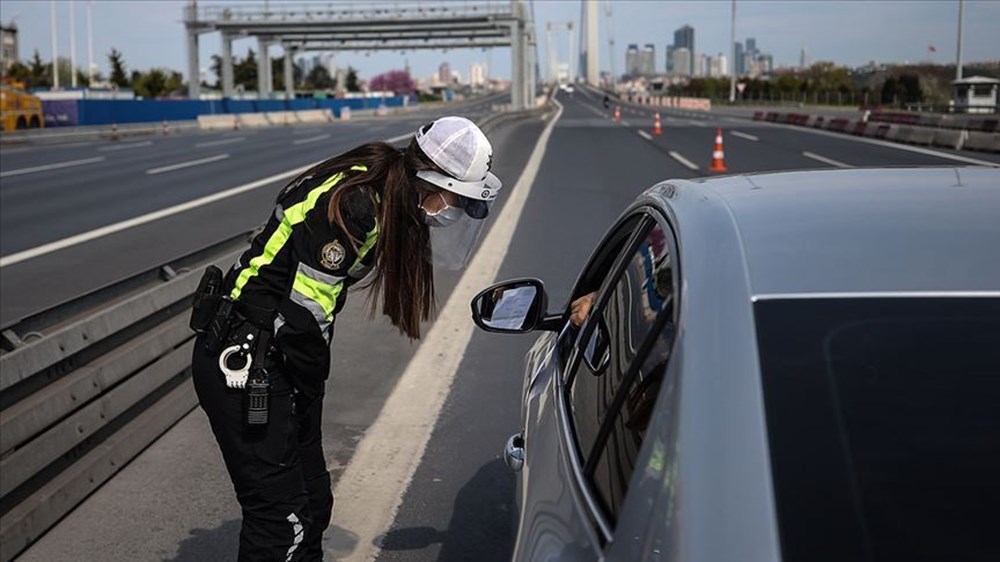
471, 278, 563, 333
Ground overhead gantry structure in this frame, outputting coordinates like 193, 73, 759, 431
184, 0, 538, 110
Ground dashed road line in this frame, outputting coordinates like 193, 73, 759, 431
145, 153, 230, 175
1, 161, 317, 268
731, 131, 760, 142
622, 120, 631, 127
195, 137, 246, 148
802, 151, 852, 168
637, 130, 654, 141
293, 134, 331, 145
98, 141, 153, 152
0, 156, 106, 179
687, 120, 707, 127
669, 150, 700, 171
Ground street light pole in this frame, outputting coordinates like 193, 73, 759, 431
50, 0, 59, 89
729, 0, 736, 103
88, 0, 95, 85
70, 0, 77, 87
955, 0, 964, 81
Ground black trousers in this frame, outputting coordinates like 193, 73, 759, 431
192, 336, 332, 562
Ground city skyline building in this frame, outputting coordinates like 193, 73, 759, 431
674, 25, 695, 51
671, 47, 691, 77
734, 41, 744, 75
639, 43, 656, 76
625, 43, 639, 76
469, 62, 486, 86
438, 61, 451, 84
1, 23, 17, 74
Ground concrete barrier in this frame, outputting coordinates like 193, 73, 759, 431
825, 118, 850, 132
932, 129, 967, 150
964, 131, 1000, 153
236, 113, 270, 128
894, 125, 915, 143
752, 111, 763, 121
295, 109, 334, 124
851, 121, 869, 136
906, 126, 936, 146
265, 111, 297, 126
197, 114, 238, 131
876, 124, 899, 140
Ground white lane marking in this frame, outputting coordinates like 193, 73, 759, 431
668, 150, 700, 171
802, 151, 852, 168
330, 98, 566, 562
292, 134, 331, 145
98, 141, 153, 152
1, 162, 316, 268
638, 130, 654, 141
731, 131, 759, 142
622, 120, 631, 127
0, 156, 106, 179
688, 120, 707, 127
145, 153, 230, 175
743, 116, 1000, 168
195, 137, 245, 148
386, 132, 411, 144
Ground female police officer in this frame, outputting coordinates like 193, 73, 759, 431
189, 116, 501, 561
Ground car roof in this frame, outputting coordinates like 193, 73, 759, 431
657, 167, 1000, 296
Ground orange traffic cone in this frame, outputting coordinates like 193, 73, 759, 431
652, 112, 662, 136
613, 105, 621, 122
710, 128, 727, 172
111, 122, 119, 141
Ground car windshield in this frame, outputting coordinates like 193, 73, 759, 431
754, 297, 1000, 562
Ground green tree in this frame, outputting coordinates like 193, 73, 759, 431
305, 65, 334, 90
881, 77, 898, 105
108, 48, 129, 87
131, 67, 183, 98
5, 60, 32, 85
345, 66, 360, 92
29, 50, 52, 88
234, 48, 258, 91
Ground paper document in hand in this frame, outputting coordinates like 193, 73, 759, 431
491, 286, 536, 329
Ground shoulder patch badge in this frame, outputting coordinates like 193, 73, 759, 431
319, 240, 347, 270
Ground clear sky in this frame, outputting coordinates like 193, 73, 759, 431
2, 0, 998, 85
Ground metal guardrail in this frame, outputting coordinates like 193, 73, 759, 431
0, 233, 250, 561
0, 105, 547, 560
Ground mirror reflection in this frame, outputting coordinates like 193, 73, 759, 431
478, 284, 539, 331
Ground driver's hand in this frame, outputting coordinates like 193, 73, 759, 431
570, 292, 598, 328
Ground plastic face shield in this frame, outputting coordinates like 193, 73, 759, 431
416, 170, 502, 270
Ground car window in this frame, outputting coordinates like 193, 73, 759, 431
568, 219, 677, 476
755, 297, 1000, 562
584, 223, 677, 523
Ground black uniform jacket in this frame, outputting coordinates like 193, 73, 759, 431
223, 165, 379, 399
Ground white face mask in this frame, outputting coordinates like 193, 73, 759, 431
421, 193, 464, 228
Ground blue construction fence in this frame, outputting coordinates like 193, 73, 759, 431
41, 95, 416, 127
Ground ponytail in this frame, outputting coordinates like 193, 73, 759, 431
321, 141, 437, 339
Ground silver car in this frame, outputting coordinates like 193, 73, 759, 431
471, 167, 1000, 561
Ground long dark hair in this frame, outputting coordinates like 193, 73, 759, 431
289, 139, 440, 339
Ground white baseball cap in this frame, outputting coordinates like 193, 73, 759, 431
414, 116, 502, 201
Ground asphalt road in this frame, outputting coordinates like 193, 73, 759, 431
11, 89, 1000, 562
0, 95, 502, 327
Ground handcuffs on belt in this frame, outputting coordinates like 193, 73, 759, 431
218, 331, 255, 389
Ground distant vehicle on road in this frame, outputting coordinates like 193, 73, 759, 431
0, 79, 44, 131
471, 167, 1000, 561
559, 83, 575, 94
